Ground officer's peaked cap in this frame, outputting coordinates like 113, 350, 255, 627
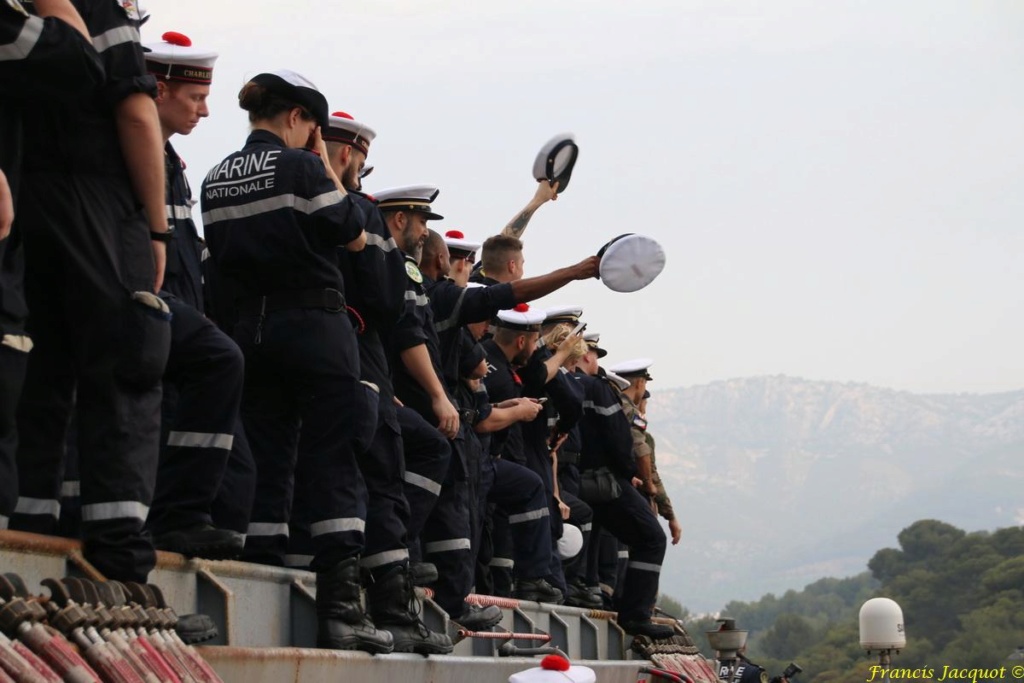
608, 358, 654, 381
374, 185, 444, 221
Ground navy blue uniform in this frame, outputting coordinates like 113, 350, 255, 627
519, 348, 586, 593
389, 266, 472, 617
479, 340, 557, 589
11, 0, 171, 582
0, 0, 103, 531
289, 192, 414, 577
425, 277, 515, 389
576, 370, 666, 625
202, 129, 372, 571
148, 141, 254, 540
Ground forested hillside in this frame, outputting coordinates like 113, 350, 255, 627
663, 520, 1024, 683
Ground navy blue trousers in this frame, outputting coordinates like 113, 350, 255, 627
12, 174, 168, 582
589, 481, 666, 623
236, 308, 373, 572
149, 296, 248, 534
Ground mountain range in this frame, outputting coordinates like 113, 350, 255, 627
644, 375, 1024, 613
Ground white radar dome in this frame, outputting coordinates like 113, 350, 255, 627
859, 597, 906, 651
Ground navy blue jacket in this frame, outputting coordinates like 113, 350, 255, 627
426, 277, 516, 391
575, 370, 635, 479
337, 192, 406, 427
161, 142, 205, 310
201, 130, 365, 298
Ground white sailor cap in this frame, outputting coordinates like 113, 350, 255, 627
608, 358, 654, 381
495, 304, 545, 332
324, 111, 376, 156
556, 524, 583, 560
249, 70, 329, 128
508, 655, 596, 683
604, 371, 631, 392
543, 306, 583, 326
444, 230, 481, 258
144, 32, 218, 85
597, 233, 667, 293
373, 185, 444, 221
533, 133, 579, 194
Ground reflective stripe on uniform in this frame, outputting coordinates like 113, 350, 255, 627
284, 554, 313, 568
310, 517, 365, 537
424, 538, 471, 554
628, 560, 662, 574
579, 523, 592, 532
81, 501, 149, 522
364, 232, 397, 252
247, 522, 289, 537
166, 204, 193, 220
167, 431, 235, 450
61, 481, 81, 498
360, 548, 410, 569
508, 507, 549, 524
403, 290, 429, 307
14, 497, 60, 517
0, 15, 42, 61
91, 25, 140, 53
403, 471, 442, 496
434, 287, 468, 333
201, 190, 342, 225
617, 550, 629, 559
489, 557, 514, 569
583, 400, 622, 416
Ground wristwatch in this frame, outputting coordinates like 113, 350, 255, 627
150, 229, 174, 243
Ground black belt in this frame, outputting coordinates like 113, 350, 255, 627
557, 450, 580, 466
238, 288, 345, 315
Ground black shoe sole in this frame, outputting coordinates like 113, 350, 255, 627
318, 638, 395, 655
157, 542, 244, 561
393, 641, 454, 655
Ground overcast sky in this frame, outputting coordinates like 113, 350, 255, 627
147, 0, 1024, 394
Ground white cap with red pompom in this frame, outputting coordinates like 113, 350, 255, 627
508, 654, 596, 683
144, 31, 218, 84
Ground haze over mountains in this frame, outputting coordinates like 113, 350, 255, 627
644, 376, 1024, 613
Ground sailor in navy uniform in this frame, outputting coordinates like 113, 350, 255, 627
481, 305, 566, 604
533, 307, 600, 608
11, 0, 172, 582
575, 348, 671, 639
140, 31, 254, 558
287, 116, 450, 654
514, 308, 588, 598
418, 228, 600, 392
0, 0, 104, 533
201, 70, 392, 654
377, 185, 502, 631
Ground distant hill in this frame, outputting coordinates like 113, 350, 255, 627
644, 375, 1024, 612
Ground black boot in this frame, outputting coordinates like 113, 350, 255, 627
154, 524, 245, 560
368, 565, 453, 655
514, 577, 564, 604
316, 558, 394, 654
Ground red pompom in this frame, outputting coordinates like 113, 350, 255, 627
445, 230, 465, 239
513, 303, 530, 313
332, 111, 355, 120
161, 31, 192, 47
540, 655, 571, 671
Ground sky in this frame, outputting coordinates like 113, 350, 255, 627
146, 0, 1024, 395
